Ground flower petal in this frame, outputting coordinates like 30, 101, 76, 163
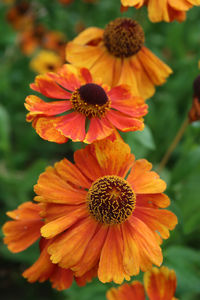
34, 166, 87, 204
84, 117, 114, 144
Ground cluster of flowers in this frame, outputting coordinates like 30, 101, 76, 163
4, 0, 67, 73
3, 0, 200, 299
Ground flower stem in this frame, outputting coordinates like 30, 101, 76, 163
157, 117, 189, 173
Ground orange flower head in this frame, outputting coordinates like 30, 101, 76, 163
42, 30, 67, 60
188, 75, 200, 123
120, 0, 200, 23
66, 18, 172, 100
6, 1, 34, 31
19, 24, 47, 55
32, 136, 177, 284
107, 266, 177, 300
30, 50, 64, 74
25, 64, 148, 144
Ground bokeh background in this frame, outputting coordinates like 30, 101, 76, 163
0, 0, 200, 299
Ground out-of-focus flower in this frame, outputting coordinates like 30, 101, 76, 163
188, 75, 200, 123
120, 0, 200, 23
19, 24, 46, 55
66, 18, 172, 100
42, 31, 67, 60
106, 266, 177, 300
25, 64, 148, 144
2, 202, 96, 290
32, 136, 176, 283
30, 50, 64, 74
58, 0, 74, 4
6, 1, 34, 30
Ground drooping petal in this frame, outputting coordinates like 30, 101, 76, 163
3, 202, 43, 253
98, 226, 130, 284
55, 112, 86, 142
48, 217, 98, 269
84, 117, 114, 144
32, 116, 68, 143
136, 193, 170, 208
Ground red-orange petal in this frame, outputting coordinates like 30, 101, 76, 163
3, 202, 43, 253
106, 281, 145, 300
84, 117, 114, 144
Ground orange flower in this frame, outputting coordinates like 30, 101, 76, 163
2, 201, 96, 290
42, 30, 67, 60
25, 64, 148, 144
121, 0, 200, 23
107, 266, 177, 300
30, 50, 64, 74
32, 136, 177, 284
66, 18, 172, 99
6, 1, 34, 31
19, 24, 47, 55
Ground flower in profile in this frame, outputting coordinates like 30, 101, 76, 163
2, 201, 96, 290
25, 64, 148, 144
106, 266, 177, 299
6, 1, 34, 31
188, 74, 200, 123
30, 50, 64, 74
66, 18, 172, 100
120, 0, 200, 23
31, 136, 177, 284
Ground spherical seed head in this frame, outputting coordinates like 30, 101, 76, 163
78, 83, 108, 106
103, 18, 145, 58
87, 175, 136, 225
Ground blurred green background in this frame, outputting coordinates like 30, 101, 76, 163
0, 0, 200, 299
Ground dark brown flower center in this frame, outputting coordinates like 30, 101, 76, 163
70, 83, 110, 119
87, 175, 136, 225
103, 18, 144, 58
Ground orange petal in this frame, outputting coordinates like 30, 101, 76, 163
72, 225, 108, 276
136, 193, 170, 208
50, 267, 74, 291
106, 281, 145, 300
34, 166, 87, 204
129, 216, 163, 267
55, 112, 86, 142
48, 217, 98, 269
55, 158, 91, 189
127, 159, 166, 194
71, 27, 104, 45
3, 202, 43, 253
41, 205, 87, 239
66, 42, 105, 70
98, 226, 130, 284
84, 117, 114, 144
30, 74, 71, 99
121, 222, 140, 276
25, 95, 72, 116
94, 137, 135, 178
32, 116, 68, 143
134, 207, 178, 239
148, 0, 170, 22
144, 266, 177, 300
23, 239, 55, 283
106, 110, 144, 132
138, 47, 172, 86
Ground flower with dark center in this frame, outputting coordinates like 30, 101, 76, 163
66, 17, 172, 100
25, 64, 148, 144
120, 0, 200, 23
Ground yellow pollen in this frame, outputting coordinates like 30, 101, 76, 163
87, 175, 136, 225
103, 18, 145, 58
70, 86, 111, 119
